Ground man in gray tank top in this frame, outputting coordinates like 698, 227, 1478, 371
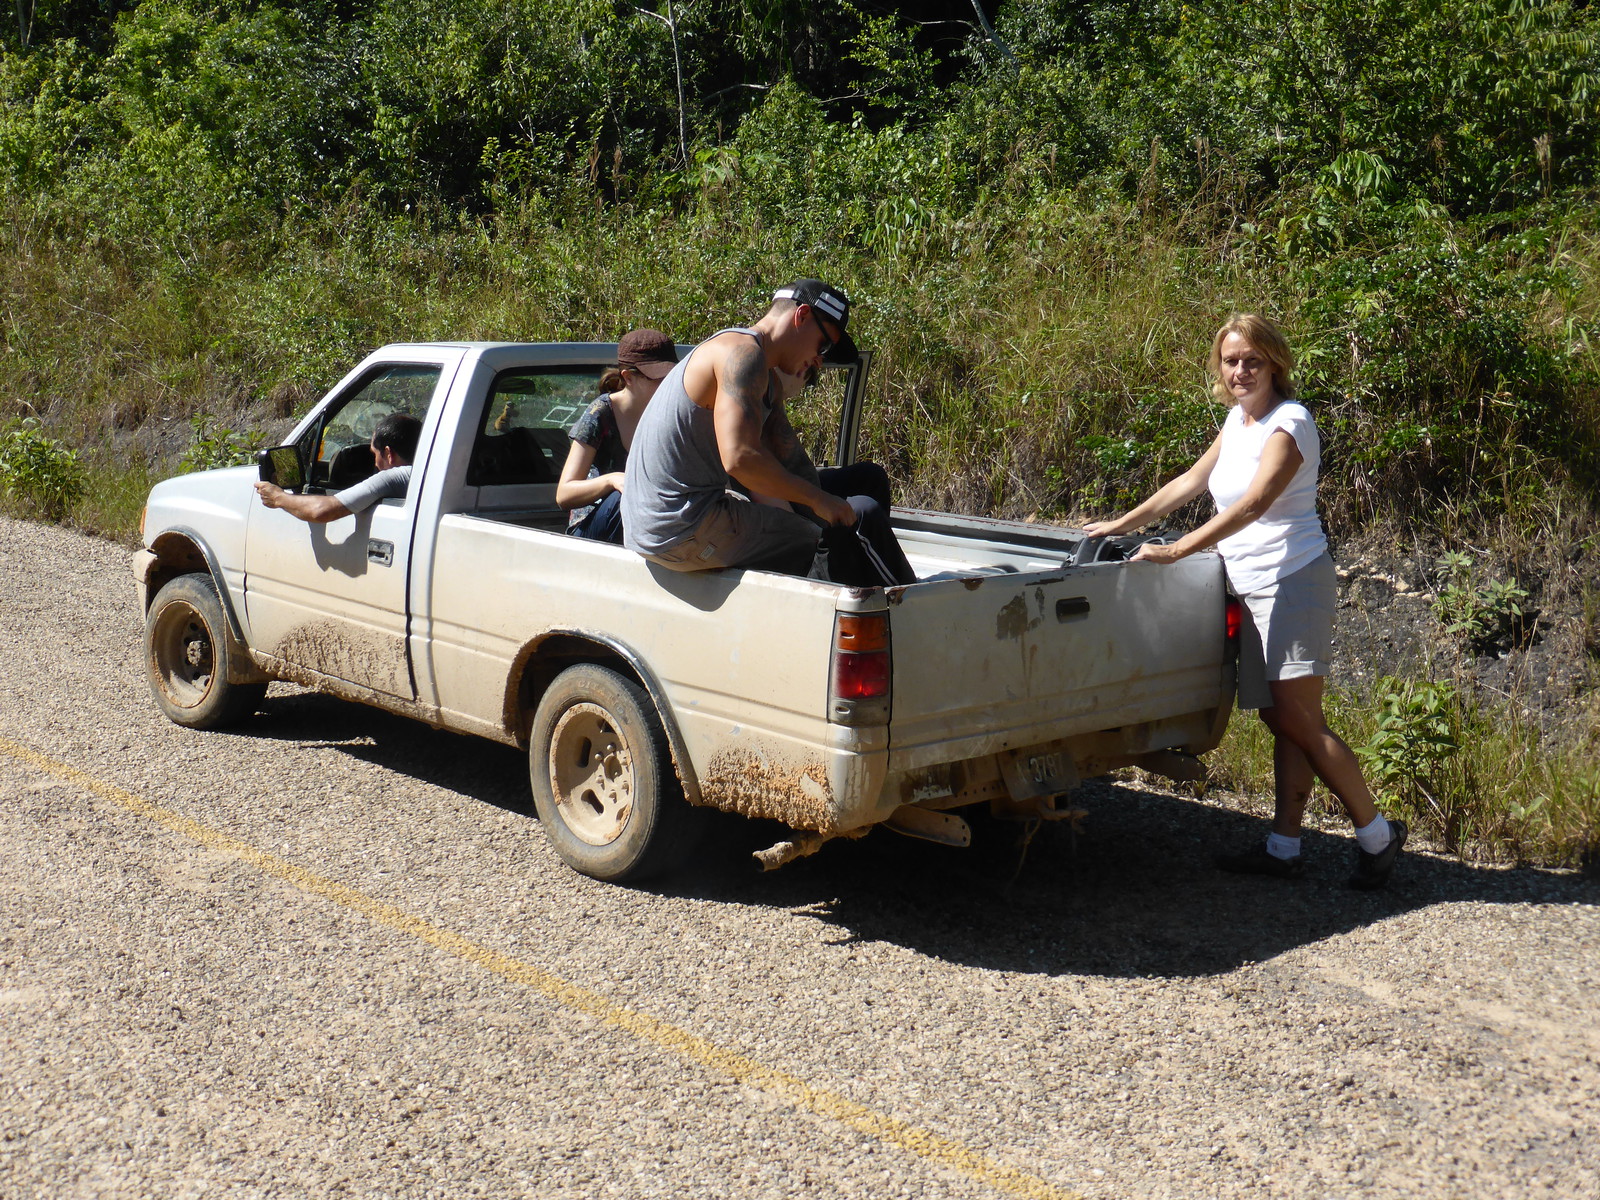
621, 279, 859, 575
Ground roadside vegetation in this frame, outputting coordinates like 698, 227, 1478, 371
1208, 675, 1600, 875
2, 0, 1596, 868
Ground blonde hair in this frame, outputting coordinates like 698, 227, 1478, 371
1208, 313, 1296, 402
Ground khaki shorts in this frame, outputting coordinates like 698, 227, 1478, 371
644, 492, 820, 576
1234, 551, 1336, 710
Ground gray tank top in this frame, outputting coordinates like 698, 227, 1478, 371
621, 327, 771, 554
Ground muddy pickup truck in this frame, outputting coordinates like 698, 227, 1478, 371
134, 341, 1237, 880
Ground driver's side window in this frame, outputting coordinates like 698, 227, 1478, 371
300, 364, 441, 491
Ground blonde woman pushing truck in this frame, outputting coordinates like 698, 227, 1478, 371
1086, 314, 1406, 890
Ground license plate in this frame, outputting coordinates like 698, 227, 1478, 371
998, 746, 1079, 801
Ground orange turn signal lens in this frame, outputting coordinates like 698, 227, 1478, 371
835, 612, 888, 653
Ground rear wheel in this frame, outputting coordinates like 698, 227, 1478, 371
529, 664, 703, 881
144, 574, 267, 730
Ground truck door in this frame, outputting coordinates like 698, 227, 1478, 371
244, 358, 453, 699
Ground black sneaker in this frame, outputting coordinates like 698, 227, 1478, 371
1216, 842, 1304, 879
1348, 820, 1408, 891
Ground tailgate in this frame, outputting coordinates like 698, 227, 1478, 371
886, 554, 1229, 771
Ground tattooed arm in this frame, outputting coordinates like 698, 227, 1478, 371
747, 394, 822, 511
763, 396, 821, 487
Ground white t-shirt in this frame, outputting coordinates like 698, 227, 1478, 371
1207, 400, 1326, 594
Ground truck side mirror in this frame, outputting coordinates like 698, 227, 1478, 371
257, 445, 307, 491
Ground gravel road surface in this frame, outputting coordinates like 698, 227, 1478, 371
2, 514, 1597, 1199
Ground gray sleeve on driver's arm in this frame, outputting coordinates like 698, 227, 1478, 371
333, 465, 413, 514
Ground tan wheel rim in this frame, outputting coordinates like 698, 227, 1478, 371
547, 703, 634, 846
150, 600, 216, 709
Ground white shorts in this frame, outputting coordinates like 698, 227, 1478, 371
1233, 551, 1335, 710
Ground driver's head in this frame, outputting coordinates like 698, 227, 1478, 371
371, 413, 422, 467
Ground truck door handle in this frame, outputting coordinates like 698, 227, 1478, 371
367, 539, 394, 567
1056, 596, 1090, 622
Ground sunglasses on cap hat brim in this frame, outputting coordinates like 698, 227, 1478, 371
813, 316, 859, 365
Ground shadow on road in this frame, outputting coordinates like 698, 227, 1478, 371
239, 690, 1598, 981
681, 782, 1598, 979
238, 688, 539, 816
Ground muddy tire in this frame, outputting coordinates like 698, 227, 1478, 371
144, 573, 267, 730
529, 664, 703, 882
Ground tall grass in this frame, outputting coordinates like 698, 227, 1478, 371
19, 187, 1596, 535
72, 453, 158, 544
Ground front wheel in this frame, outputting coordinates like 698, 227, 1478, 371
144, 573, 267, 730
528, 664, 703, 882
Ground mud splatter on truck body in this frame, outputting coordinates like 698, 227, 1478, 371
702, 749, 836, 830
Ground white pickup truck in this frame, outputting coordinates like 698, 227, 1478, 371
134, 341, 1237, 880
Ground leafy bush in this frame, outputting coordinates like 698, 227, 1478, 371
1358, 677, 1463, 824
180, 415, 265, 474
1355, 675, 1499, 853
1002, 0, 1600, 215
1430, 549, 1537, 653
0, 418, 86, 518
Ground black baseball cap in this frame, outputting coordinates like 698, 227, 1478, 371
774, 279, 859, 364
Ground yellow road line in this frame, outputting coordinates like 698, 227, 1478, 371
1, 735, 1081, 1200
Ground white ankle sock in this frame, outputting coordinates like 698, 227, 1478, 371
1265, 832, 1301, 860
1355, 815, 1393, 854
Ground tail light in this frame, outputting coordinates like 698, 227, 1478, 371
829, 611, 891, 725
1225, 597, 1242, 645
